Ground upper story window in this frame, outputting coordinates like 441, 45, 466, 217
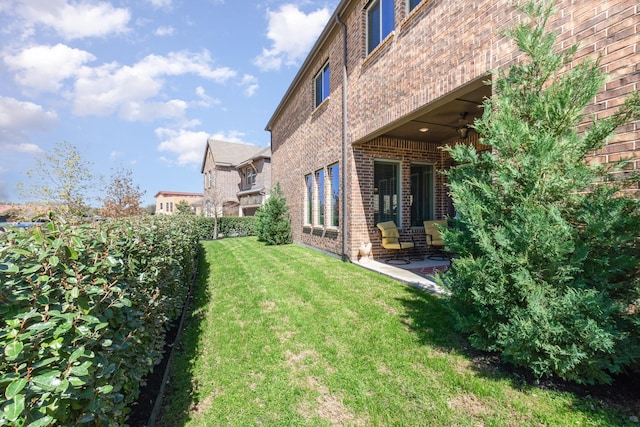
367, 0, 395, 54
408, 0, 423, 12
314, 62, 330, 108
246, 167, 256, 187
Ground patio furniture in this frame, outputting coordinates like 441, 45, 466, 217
423, 220, 450, 260
376, 221, 415, 265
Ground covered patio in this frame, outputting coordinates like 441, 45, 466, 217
353, 255, 450, 295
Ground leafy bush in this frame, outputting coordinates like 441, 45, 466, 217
0, 215, 199, 425
195, 216, 255, 240
254, 183, 292, 246
438, 1, 640, 384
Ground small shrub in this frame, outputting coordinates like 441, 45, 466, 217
195, 216, 255, 240
254, 183, 292, 245
218, 217, 255, 237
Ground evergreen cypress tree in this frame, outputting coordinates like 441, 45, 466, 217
254, 183, 293, 245
438, 0, 640, 384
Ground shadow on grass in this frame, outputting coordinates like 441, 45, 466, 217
153, 243, 213, 426
397, 285, 640, 425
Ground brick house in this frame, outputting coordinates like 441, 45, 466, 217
154, 191, 203, 215
201, 139, 272, 217
265, 0, 639, 262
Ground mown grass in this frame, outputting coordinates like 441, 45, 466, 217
157, 237, 635, 426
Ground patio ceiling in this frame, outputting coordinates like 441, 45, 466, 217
381, 81, 492, 142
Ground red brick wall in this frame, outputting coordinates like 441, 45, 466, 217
270, 0, 640, 261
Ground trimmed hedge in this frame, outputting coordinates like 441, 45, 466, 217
195, 216, 255, 240
0, 215, 199, 426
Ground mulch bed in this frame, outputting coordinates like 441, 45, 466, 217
125, 320, 180, 427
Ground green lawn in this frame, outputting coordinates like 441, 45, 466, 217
157, 237, 634, 426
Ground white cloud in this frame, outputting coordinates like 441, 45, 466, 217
155, 25, 175, 36
240, 75, 259, 97
146, 0, 172, 8
16, 0, 131, 40
208, 130, 246, 143
0, 96, 57, 145
72, 50, 236, 120
4, 44, 96, 93
254, 4, 330, 71
156, 128, 210, 166
134, 51, 235, 81
194, 86, 220, 108
4, 143, 44, 155
120, 99, 188, 122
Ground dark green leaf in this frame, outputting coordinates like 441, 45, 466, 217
0, 263, 19, 273
27, 321, 56, 332
69, 346, 86, 363
97, 384, 113, 394
4, 341, 23, 359
32, 371, 62, 391
5, 378, 27, 399
70, 361, 92, 377
27, 416, 55, 427
31, 357, 58, 370
4, 394, 25, 422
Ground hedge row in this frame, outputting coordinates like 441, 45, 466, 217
194, 216, 255, 240
0, 215, 200, 426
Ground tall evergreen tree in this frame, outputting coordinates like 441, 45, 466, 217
254, 183, 292, 245
439, 0, 640, 384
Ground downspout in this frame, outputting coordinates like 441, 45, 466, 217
336, 13, 349, 262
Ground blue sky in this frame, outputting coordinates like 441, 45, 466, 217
0, 0, 337, 206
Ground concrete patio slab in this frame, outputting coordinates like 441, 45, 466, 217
353, 257, 450, 295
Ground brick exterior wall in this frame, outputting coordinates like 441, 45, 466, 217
202, 142, 272, 217
268, 0, 639, 261
202, 144, 242, 216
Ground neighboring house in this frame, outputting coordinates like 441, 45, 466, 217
154, 191, 203, 215
201, 139, 272, 217
265, 0, 639, 261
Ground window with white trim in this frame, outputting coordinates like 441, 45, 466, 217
246, 167, 256, 187
328, 163, 339, 227
315, 169, 325, 226
366, 0, 395, 54
408, 0, 423, 12
314, 62, 330, 108
305, 174, 313, 225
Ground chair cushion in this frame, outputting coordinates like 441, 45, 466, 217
424, 220, 447, 247
376, 221, 400, 238
376, 221, 414, 250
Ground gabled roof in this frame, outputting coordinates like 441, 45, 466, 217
201, 139, 270, 172
154, 191, 203, 198
236, 147, 272, 169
